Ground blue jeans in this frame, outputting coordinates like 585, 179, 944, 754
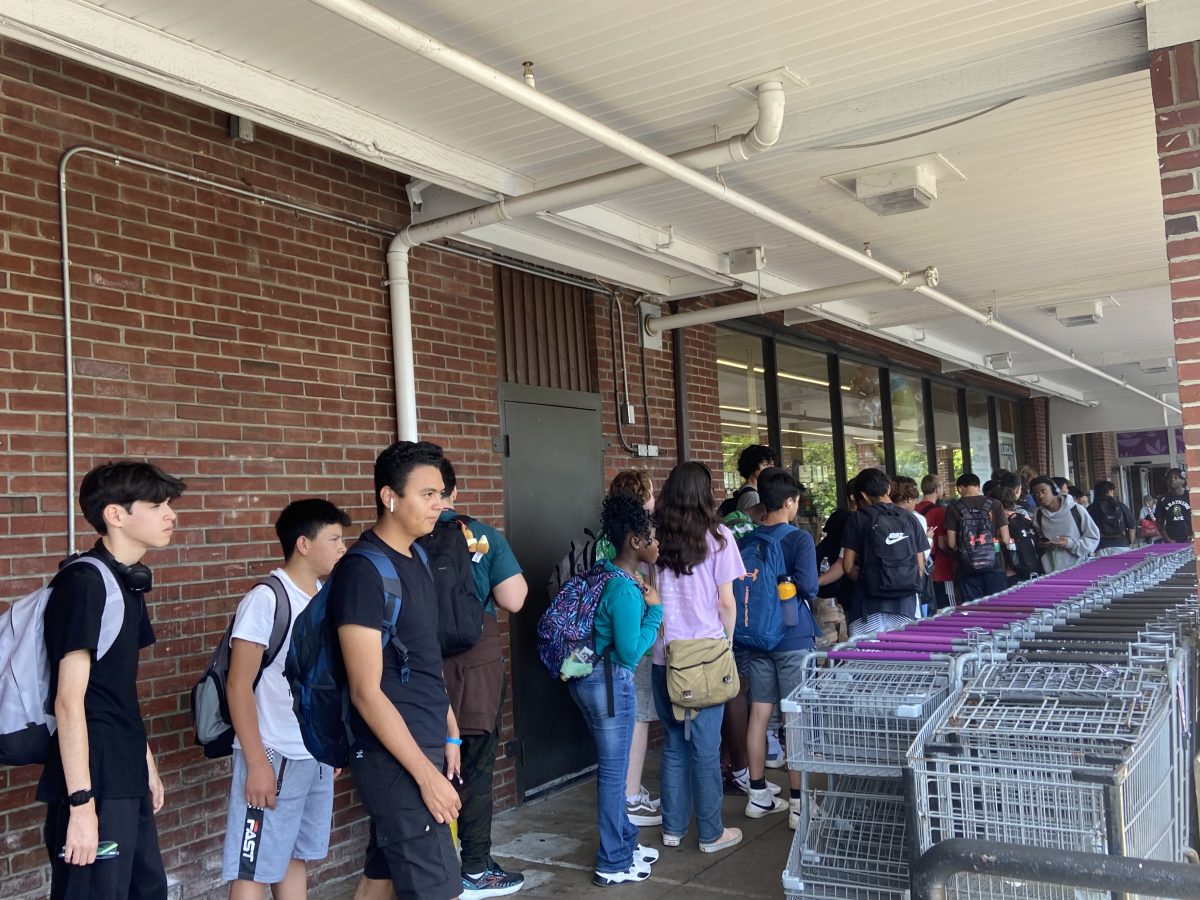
568, 663, 639, 873
957, 568, 1006, 602
651, 664, 726, 843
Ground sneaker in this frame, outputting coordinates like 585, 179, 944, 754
699, 827, 743, 854
461, 859, 525, 899
744, 786, 789, 818
637, 785, 661, 811
626, 790, 663, 827
731, 770, 782, 796
765, 730, 785, 769
637, 843, 659, 865
788, 797, 803, 830
593, 863, 651, 886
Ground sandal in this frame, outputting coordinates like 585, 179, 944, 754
699, 827, 743, 854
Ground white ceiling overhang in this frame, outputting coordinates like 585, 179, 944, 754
2, 0, 1192, 413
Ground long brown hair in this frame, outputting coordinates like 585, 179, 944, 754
655, 461, 726, 576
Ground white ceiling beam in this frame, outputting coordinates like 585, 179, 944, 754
0, 0, 528, 200
867, 266, 1166, 328
779, 20, 1148, 151
1146, 0, 1200, 51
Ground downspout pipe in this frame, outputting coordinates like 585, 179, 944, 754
400, 81, 785, 248
386, 240, 419, 441
311, 0, 1181, 416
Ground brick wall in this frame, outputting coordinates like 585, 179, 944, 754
1151, 39, 1200, 551
1020, 397, 1051, 475
0, 38, 509, 898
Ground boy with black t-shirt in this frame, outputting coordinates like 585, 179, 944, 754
1155, 469, 1192, 544
332, 442, 463, 900
39, 461, 185, 900
944, 473, 1012, 602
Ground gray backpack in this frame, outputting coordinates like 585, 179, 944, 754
0, 557, 125, 765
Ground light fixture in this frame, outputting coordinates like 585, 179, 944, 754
985, 352, 1013, 371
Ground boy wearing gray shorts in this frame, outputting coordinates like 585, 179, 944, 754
221, 500, 350, 899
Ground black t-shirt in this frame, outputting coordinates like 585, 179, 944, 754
1091, 497, 1134, 548
1156, 494, 1192, 543
843, 504, 928, 620
329, 530, 448, 753
37, 552, 156, 802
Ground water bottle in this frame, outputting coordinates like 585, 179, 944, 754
777, 575, 799, 627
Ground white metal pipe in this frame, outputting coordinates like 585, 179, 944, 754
401, 81, 785, 248
311, 0, 1182, 415
649, 277, 903, 334
386, 242, 419, 441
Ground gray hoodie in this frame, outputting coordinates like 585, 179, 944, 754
1036, 493, 1100, 572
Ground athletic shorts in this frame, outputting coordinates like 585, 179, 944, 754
221, 748, 334, 884
352, 746, 460, 900
633, 655, 656, 723
734, 647, 810, 706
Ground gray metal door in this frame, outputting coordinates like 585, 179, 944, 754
501, 384, 605, 798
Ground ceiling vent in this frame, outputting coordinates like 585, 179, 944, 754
985, 352, 1012, 371
1139, 357, 1174, 374
824, 154, 965, 217
1038, 296, 1117, 328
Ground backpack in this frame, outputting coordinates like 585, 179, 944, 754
545, 528, 602, 602
732, 525, 796, 651
190, 576, 292, 759
952, 498, 999, 572
536, 563, 632, 681
1006, 513, 1044, 579
284, 542, 427, 768
858, 504, 920, 601
0, 557, 125, 766
722, 509, 757, 541
717, 485, 753, 519
1092, 497, 1125, 538
418, 515, 484, 656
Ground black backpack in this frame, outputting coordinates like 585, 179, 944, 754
717, 486, 753, 519
952, 498, 998, 572
418, 515, 484, 656
858, 504, 920, 601
1006, 513, 1043, 579
1093, 497, 1124, 538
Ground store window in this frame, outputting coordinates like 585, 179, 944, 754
890, 372, 928, 479
931, 382, 962, 483
716, 329, 768, 493
995, 398, 1022, 472
776, 344, 836, 521
966, 391, 993, 475
842, 362, 886, 477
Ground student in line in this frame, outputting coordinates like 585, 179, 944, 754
333, 442, 463, 900
1030, 476, 1099, 571
39, 461, 185, 900
222, 499, 350, 899
652, 462, 744, 855
570, 492, 663, 887
433, 457, 529, 899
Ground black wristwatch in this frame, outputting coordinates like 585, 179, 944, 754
66, 788, 94, 807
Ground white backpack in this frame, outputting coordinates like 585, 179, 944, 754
0, 556, 125, 765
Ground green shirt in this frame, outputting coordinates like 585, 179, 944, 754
592, 561, 663, 671
438, 508, 523, 616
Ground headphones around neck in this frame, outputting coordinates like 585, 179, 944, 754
90, 539, 154, 594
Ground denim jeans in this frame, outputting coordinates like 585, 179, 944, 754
651, 664, 726, 843
957, 568, 1006, 602
568, 663, 639, 873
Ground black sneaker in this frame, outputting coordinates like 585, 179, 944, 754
461, 859, 524, 899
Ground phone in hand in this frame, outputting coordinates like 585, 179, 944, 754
59, 840, 119, 861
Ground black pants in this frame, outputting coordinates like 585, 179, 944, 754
456, 727, 501, 874
45, 795, 167, 900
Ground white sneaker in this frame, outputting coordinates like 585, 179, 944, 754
765, 730, 785, 769
745, 786, 789, 818
788, 797, 803, 830
593, 863, 650, 886
636, 844, 659, 865
732, 770, 781, 796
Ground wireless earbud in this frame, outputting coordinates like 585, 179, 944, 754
390, 498, 395, 513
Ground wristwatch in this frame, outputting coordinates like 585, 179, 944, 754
66, 788, 94, 807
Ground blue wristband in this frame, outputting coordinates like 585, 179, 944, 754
445, 737, 463, 746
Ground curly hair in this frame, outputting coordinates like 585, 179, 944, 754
890, 476, 919, 505
655, 461, 725, 577
608, 469, 653, 505
601, 491, 653, 553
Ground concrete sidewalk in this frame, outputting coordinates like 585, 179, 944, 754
316, 766, 797, 898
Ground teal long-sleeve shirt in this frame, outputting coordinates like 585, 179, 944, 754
592, 561, 663, 671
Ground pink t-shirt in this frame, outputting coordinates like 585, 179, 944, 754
652, 525, 747, 665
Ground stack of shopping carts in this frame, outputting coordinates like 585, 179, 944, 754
907, 661, 1181, 900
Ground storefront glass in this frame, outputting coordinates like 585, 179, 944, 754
716, 329, 768, 493
842, 362, 886, 478
966, 390, 993, 475
931, 382, 963, 482
775, 343, 836, 521
890, 372, 927, 478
